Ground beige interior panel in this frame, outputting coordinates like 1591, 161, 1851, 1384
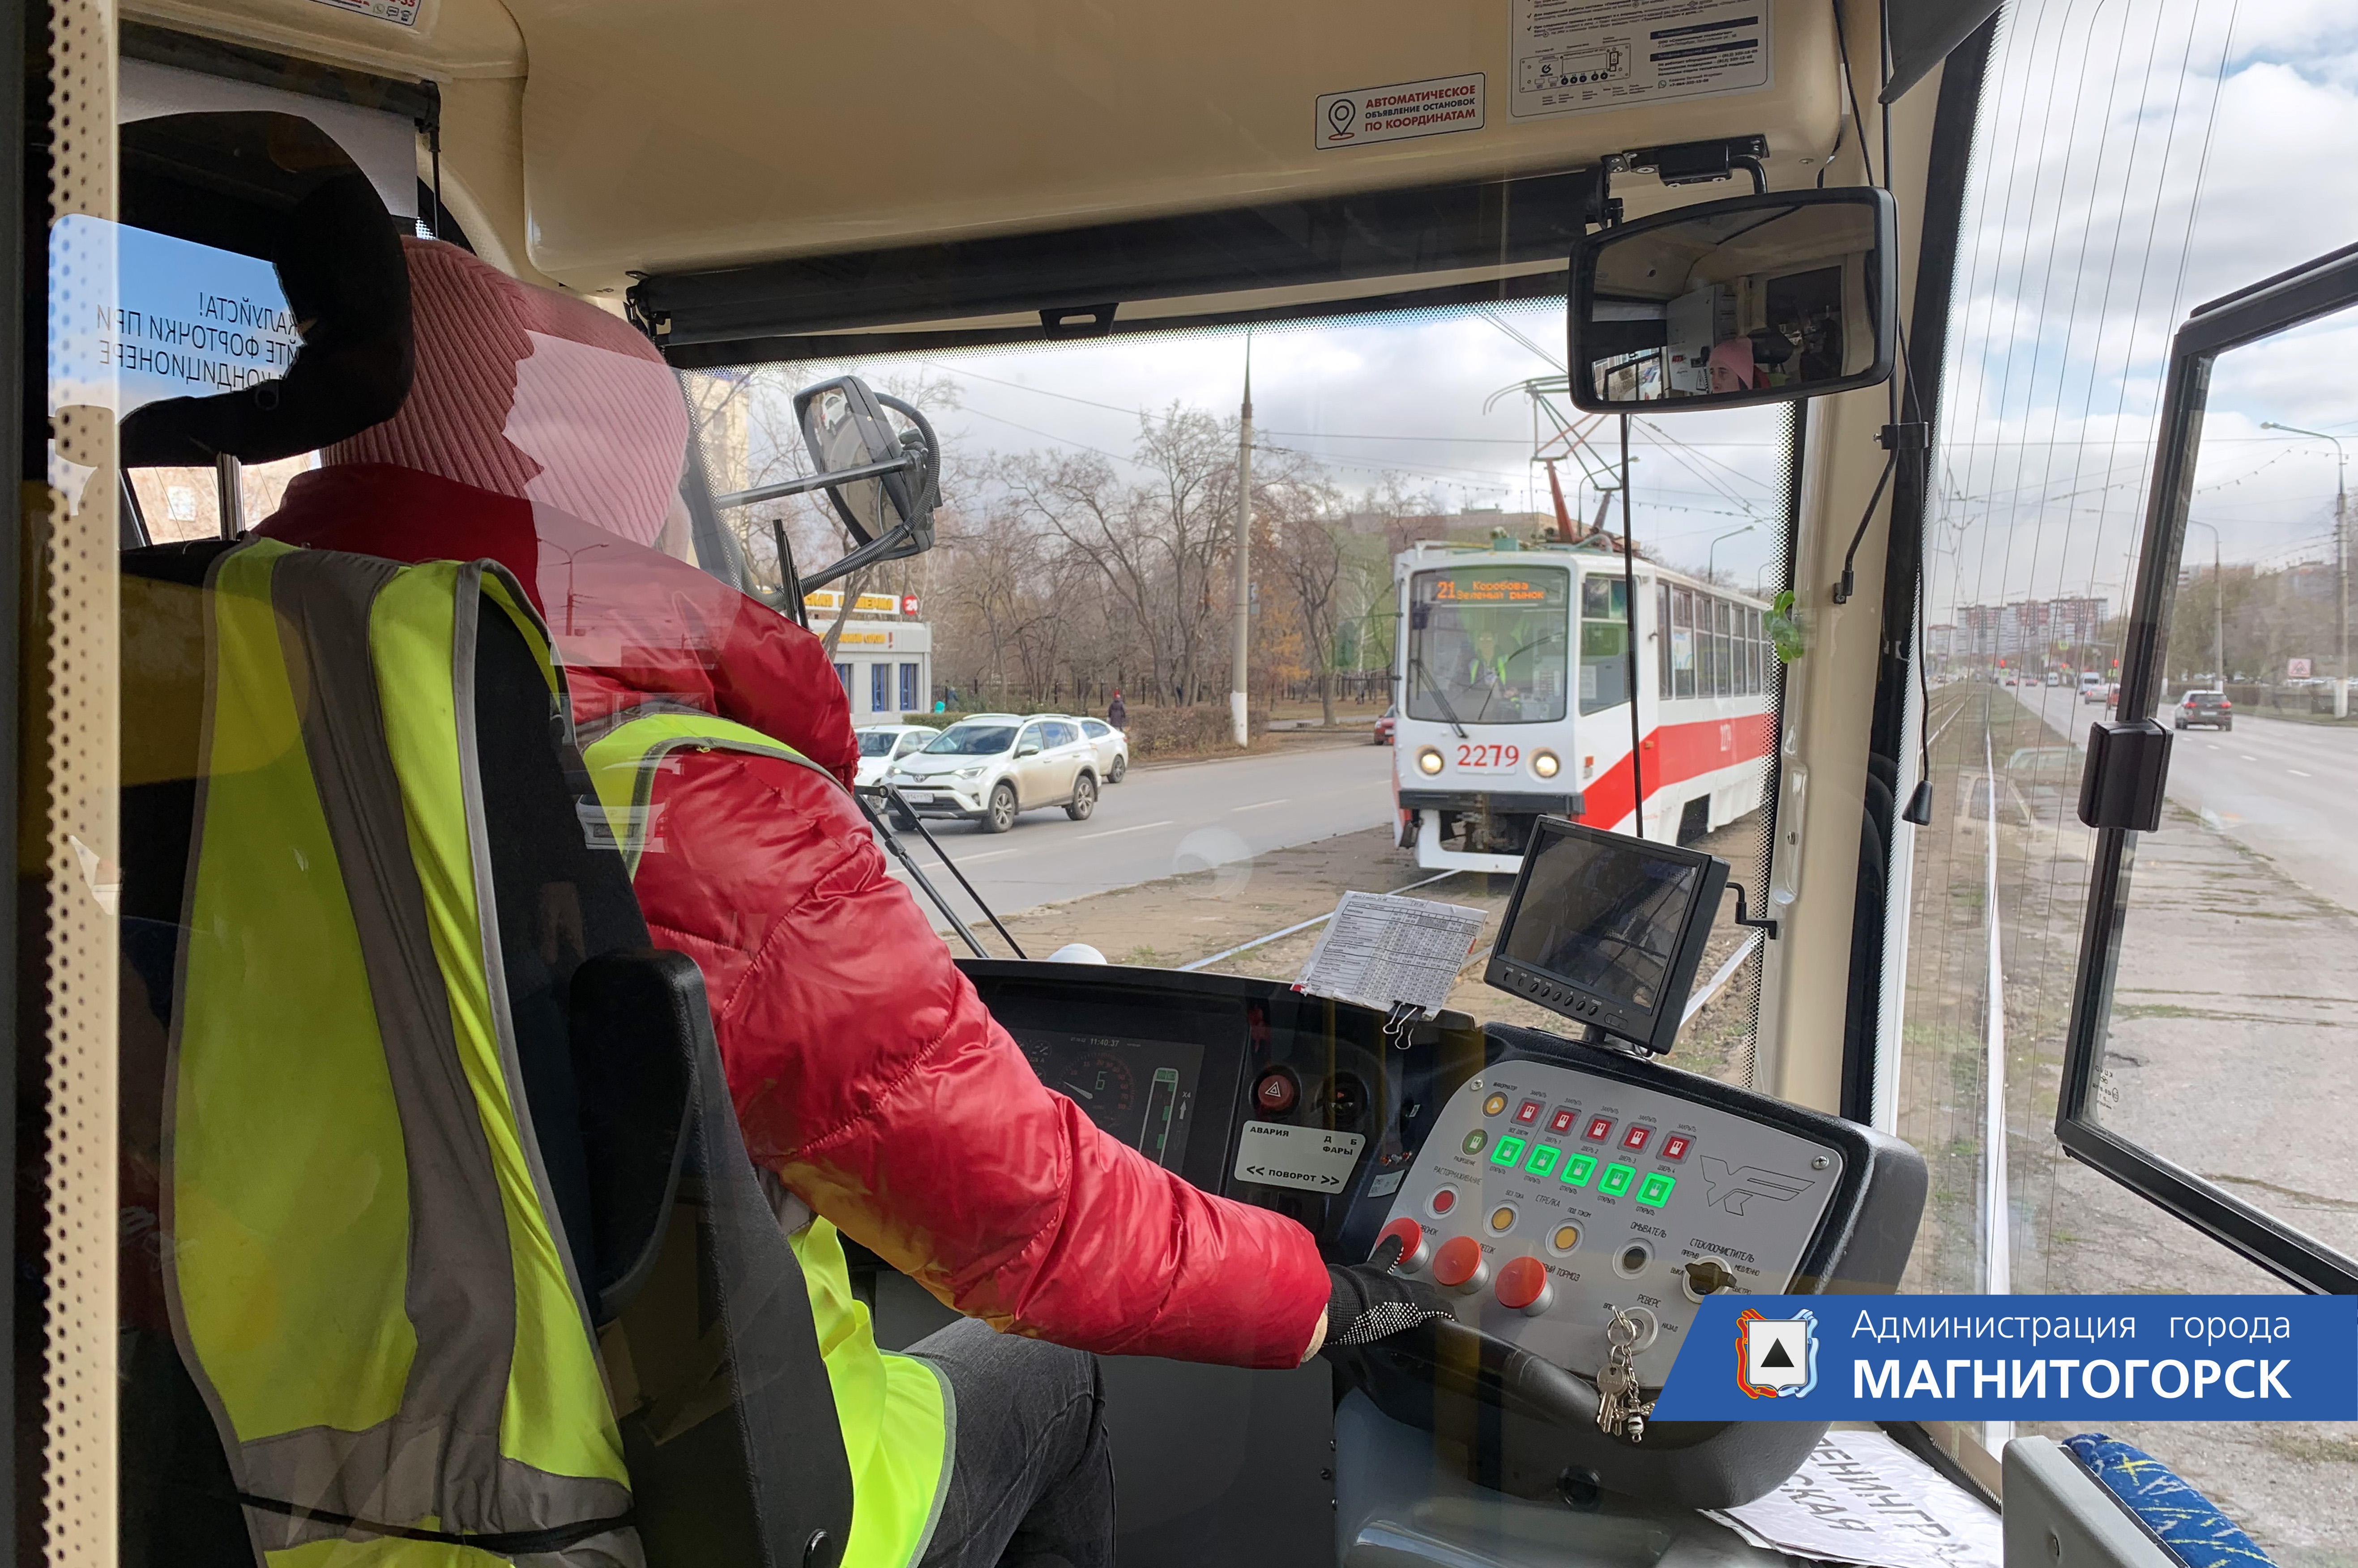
1754, 21, 1941, 1116
43, 0, 122, 1560
120, 0, 525, 81
510, 0, 1842, 291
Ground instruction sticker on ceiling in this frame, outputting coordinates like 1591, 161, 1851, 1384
1511, 0, 1772, 120
308, 0, 421, 27
1235, 1122, 1366, 1193
1316, 74, 1485, 150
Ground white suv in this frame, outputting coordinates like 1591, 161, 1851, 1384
883, 715, 1101, 833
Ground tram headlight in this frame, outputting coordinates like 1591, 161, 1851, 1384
1415, 746, 1444, 776
1533, 750, 1561, 780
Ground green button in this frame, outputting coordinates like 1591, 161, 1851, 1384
1598, 1162, 1636, 1197
1461, 1129, 1490, 1156
1524, 1143, 1560, 1177
1559, 1153, 1598, 1189
1491, 1134, 1528, 1167
1637, 1172, 1676, 1206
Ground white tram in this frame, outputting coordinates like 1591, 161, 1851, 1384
1391, 540, 1777, 873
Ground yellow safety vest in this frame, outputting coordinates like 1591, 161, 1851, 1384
582, 711, 955, 1568
167, 540, 634, 1563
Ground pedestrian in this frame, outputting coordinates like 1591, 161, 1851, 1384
1109, 689, 1128, 729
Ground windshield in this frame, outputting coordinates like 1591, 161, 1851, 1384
857, 731, 900, 757
923, 724, 1017, 755
1404, 566, 1570, 725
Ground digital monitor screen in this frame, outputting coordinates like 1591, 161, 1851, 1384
1499, 829, 1706, 1013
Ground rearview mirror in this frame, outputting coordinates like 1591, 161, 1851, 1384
710, 373, 942, 595
1568, 187, 1897, 413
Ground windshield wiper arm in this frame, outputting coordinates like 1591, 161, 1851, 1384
1410, 658, 1469, 740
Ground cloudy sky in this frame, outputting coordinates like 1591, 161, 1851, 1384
760, 0, 2358, 626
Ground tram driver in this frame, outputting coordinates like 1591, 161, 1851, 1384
252, 239, 1452, 1568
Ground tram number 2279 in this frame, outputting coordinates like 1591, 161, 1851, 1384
1457, 744, 1521, 769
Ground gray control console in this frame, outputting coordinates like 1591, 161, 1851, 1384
1375, 1057, 1845, 1387
1338, 1024, 1926, 1509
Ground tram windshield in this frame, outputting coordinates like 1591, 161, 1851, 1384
1404, 565, 1571, 725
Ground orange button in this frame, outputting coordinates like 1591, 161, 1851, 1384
1495, 1255, 1553, 1314
1432, 1235, 1487, 1291
1376, 1218, 1425, 1271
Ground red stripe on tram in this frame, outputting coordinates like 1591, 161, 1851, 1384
1576, 712, 1774, 831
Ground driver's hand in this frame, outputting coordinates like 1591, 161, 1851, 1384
1322, 1233, 1453, 1349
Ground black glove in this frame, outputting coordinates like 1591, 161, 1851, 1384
1324, 1234, 1454, 1348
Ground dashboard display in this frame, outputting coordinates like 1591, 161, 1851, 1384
1020, 1031, 1205, 1170
1499, 833, 1700, 1010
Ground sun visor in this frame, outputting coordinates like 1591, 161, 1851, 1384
635, 170, 1601, 367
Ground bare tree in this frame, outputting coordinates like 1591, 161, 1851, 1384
1265, 481, 1348, 725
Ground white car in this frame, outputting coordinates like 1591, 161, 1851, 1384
853, 724, 941, 789
883, 714, 1102, 833
1076, 716, 1129, 782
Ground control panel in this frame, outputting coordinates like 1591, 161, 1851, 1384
1373, 1056, 1845, 1388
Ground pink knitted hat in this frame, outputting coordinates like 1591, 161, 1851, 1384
328, 239, 688, 546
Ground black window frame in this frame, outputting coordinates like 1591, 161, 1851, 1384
2056, 238, 2358, 1296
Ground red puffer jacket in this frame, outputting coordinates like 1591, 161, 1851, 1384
259, 464, 1331, 1367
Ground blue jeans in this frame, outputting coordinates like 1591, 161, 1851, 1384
910, 1318, 1115, 1568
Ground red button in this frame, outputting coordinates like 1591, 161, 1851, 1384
1514, 1099, 1543, 1125
1255, 1071, 1298, 1115
1622, 1125, 1653, 1153
1431, 1186, 1458, 1215
1431, 1235, 1487, 1291
1376, 1218, 1425, 1271
1549, 1108, 1578, 1135
1495, 1256, 1554, 1314
1585, 1116, 1615, 1142
1661, 1135, 1692, 1162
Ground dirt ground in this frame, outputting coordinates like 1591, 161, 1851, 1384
978, 813, 1772, 1090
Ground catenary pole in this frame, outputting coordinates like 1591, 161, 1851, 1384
1230, 338, 1253, 746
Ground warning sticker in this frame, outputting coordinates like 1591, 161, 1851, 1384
308, 0, 421, 26
1511, 0, 1771, 120
1316, 74, 1485, 151
1234, 1122, 1367, 1193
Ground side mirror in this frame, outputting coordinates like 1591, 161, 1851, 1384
711, 373, 942, 593
1016, 742, 1042, 758
1568, 187, 1897, 413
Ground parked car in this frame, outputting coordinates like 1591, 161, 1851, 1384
1372, 704, 1397, 746
1077, 716, 1129, 782
2104, 682, 2120, 711
2174, 690, 2232, 731
853, 724, 940, 790
883, 714, 1101, 832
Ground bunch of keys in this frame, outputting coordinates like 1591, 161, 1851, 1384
1594, 1309, 1657, 1443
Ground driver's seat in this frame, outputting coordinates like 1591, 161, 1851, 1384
117, 536, 853, 1566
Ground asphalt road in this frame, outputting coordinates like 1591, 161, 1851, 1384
2003, 682, 2358, 912
879, 741, 1400, 927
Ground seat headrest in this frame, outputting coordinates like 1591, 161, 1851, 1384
118, 111, 413, 467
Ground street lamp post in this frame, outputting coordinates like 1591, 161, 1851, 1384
2263, 422, 2349, 716
2187, 520, 2223, 690
1707, 524, 1756, 584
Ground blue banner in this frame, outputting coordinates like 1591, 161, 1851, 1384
1649, 1295, 2358, 1422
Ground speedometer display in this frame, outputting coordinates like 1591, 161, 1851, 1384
1016, 1031, 1205, 1169
1060, 1052, 1135, 1129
